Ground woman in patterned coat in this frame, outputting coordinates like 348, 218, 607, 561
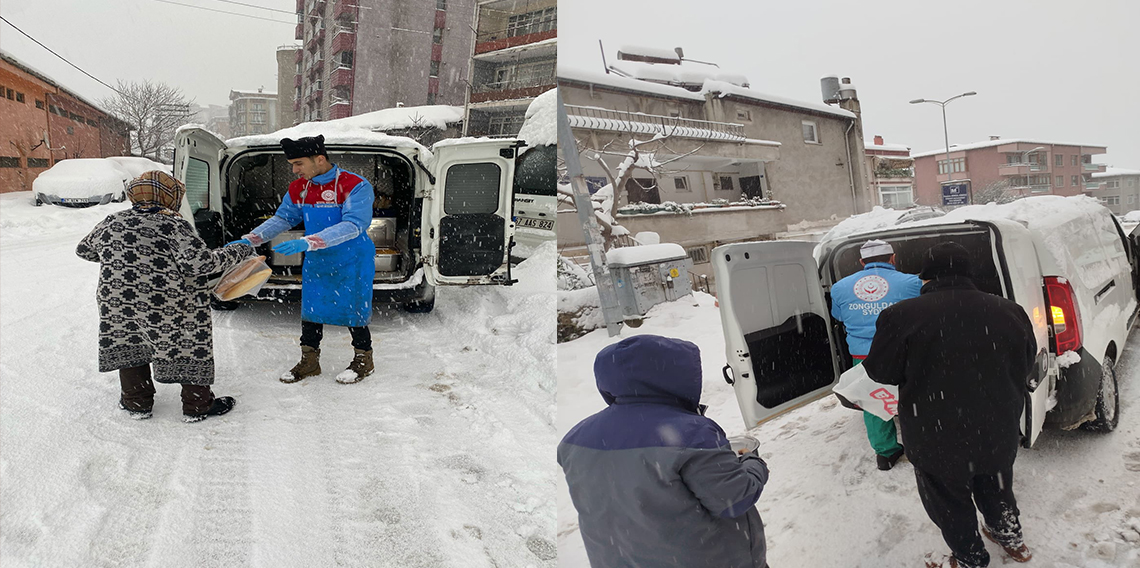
77, 171, 253, 422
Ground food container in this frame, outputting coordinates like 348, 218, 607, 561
270, 230, 305, 266
727, 435, 760, 457
375, 248, 399, 272
367, 217, 396, 249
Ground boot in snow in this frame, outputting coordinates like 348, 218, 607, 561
336, 348, 374, 384
282, 346, 321, 383
119, 398, 152, 420
183, 396, 236, 423
982, 525, 1032, 562
876, 446, 906, 471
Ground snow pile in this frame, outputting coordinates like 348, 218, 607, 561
106, 156, 172, 178
1056, 350, 1082, 368
605, 243, 686, 266
1123, 210, 1140, 223
222, 123, 430, 155
30, 158, 131, 199
0, 191, 128, 238
516, 88, 557, 148
701, 80, 855, 119
616, 45, 681, 63
816, 206, 908, 246
328, 105, 464, 132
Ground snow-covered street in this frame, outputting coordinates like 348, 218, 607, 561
0, 193, 557, 568
557, 293, 1140, 568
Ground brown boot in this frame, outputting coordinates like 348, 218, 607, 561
281, 345, 321, 383
982, 525, 1032, 562
336, 348, 374, 384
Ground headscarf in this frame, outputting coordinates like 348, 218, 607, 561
127, 170, 185, 216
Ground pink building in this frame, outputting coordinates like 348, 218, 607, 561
912, 137, 1107, 206
864, 134, 914, 209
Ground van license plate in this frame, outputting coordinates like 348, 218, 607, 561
517, 218, 554, 231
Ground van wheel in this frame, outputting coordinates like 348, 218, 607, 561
1083, 356, 1119, 432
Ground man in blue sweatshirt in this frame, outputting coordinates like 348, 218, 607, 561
830, 239, 921, 470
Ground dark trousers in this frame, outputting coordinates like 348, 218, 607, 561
300, 320, 372, 351
913, 464, 1022, 568
119, 365, 215, 415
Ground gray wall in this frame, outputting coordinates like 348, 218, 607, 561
276, 48, 298, 127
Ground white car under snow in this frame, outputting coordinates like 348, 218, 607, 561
33, 158, 132, 208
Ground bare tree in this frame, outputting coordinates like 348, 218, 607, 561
100, 80, 195, 161
973, 179, 1020, 205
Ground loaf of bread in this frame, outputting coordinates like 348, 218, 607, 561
214, 255, 272, 301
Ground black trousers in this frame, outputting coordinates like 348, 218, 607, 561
300, 320, 372, 351
913, 464, 1022, 568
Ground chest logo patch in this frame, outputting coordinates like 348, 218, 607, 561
320, 189, 336, 202
854, 275, 889, 302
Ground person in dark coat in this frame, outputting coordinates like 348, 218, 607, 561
77, 171, 253, 422
558, 335, 771, 568
863, 242, 1036, 568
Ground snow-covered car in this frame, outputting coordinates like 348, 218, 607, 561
32, 158, 131, 207
105, 156, 172, 178
511, 89, 558, 258
712, 195, 1137, 445
173, 124, 529, 313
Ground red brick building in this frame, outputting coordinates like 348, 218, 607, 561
1, 51, 131, 193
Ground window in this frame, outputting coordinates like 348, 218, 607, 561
1072, 175, 1079, 187
5, 88, 12, 100
1056, 176, 1063, 187
1102, 196, 1120, 206
1107, 180, 1121, 189
35, 99, 44, 109
487, 113, 525, 136
801, 120, 819, 143
584, 176, 608, 194
0, 157, 20, 167
27, 157, 50, 168
1056, 154, 1064, 167
937, 157, 966, 175
444, 163, 501, 214
879, 185, 914, 209
1129, 195, 1136, 204
492, 60, 555, 89
185, 157, 211, 213
1072, 155, 1079, 167
1130, 179, 1137, 188
432, 28, 443, 44
436, 0, 447, 8
736, 109, 751, 122
15, 92, 24, 103
429, 60, 440, 77
718, 176, 735, 191
87, 119, 98, 127
686, 246, 710, 265
507, 7, 556, 37
673, 176, 690, 191
338, 50, 354, 68
67, 126, 74, 135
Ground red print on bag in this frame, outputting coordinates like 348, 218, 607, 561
869, 388, 899, 416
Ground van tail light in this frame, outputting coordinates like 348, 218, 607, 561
1045, 276, 1082, 353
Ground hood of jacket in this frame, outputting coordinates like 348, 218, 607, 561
594, 334, 703, 411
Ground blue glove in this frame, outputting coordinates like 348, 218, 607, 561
272, 239, 310, 256
227, 238, 252, 246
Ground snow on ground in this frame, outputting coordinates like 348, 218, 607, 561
557, 293, 1140, 568
0, 191, 556, 568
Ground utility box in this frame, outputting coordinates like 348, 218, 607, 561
606, 243, 693, 318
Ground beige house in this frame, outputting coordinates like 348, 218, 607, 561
559, 55, 871, 278
1089, 167, 1140, 215
229, 88, 278, 137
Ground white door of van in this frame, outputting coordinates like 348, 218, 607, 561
423, 139, 521, 286
173, 127, 227, 242
983, 219, 1051, 447
712, 240, 841, 428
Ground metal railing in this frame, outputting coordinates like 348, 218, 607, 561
565, 104, 747, 141
473, 74, 556, 94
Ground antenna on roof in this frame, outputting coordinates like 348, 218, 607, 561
599, 40, 609, 74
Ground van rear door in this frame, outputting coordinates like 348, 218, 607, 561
423, 139, 521, 285
173, 127, 227, 247
712, 240, 841, 428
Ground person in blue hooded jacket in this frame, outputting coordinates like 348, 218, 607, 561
231, 135, 376, 384
558, 335, 771, 568
830, 239, 922, 470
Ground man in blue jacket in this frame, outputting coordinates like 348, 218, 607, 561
558, 335, 770, 568
830, 239, 921, 470
232, 135, 376, 384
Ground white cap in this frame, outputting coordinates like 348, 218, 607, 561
860, 239, 894, 259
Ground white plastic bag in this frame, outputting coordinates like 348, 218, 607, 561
213, 255, 272, 301
832, 363, 900, 421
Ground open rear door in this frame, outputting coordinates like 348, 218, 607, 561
173, 127, 227, 246
423, 139, 520, 285
712, 240, 841, 428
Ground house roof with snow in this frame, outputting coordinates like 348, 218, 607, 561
912, 138, 1108, 159
559, 66, 855, 120
1091, 167, 1140, 179
0, 49, 129, 129
865, 141, 910, 155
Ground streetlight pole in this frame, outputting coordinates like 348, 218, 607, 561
910, 91, 977, 204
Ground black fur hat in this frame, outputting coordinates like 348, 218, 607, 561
919, 241, 973, 280
280, 135, 327, 159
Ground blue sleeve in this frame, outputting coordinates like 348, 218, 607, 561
906, 275, 923, 299
305, 179, 374, 250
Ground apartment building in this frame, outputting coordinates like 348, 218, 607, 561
912, 136, 1107, 206
229, 88, 278, 137
1088, 167, 1140, 214
294, 0, 474, 122
465, 0, 556, 136
864, 135, 915, 209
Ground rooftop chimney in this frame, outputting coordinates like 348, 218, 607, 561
874, 135, 884, 146
990, 135, 1001, 141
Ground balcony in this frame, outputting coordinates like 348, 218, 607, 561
1086, 181, 1105, 190
307, 57, 324, 77
331, 28, 355, 54
306, 26, 325, 50
330, 66, 354, 88
564, 104, 747, 142
295, 23, 303, 40
471, 74, 557, 104
294, 74, 302, 87
1083, 163, 1107, 173
475, 29, 557, 55
328, 103, 352, 120
998, 162, 1048, 176
333, 0, 357, 20
308, 0, 325, 16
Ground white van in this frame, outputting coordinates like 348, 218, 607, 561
713, 196, 1136, 447
173, 126, 527, 313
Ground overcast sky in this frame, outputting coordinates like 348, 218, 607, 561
1, 0, 296, 108
560, 0, 1140, 169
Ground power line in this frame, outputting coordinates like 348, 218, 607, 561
152, 0, 296, 24
0, 15, 123, 95
207, 0, 297, 16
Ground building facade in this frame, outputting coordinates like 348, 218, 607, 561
864, 135, 915, 209
276, 45, 300, 127
0, 51, 130, 193
1088, 168, 1140, 214
294, 0, 474, 122
229, 89, 278, 138
912, 137, 1107, 206
465, 0, 557, 136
